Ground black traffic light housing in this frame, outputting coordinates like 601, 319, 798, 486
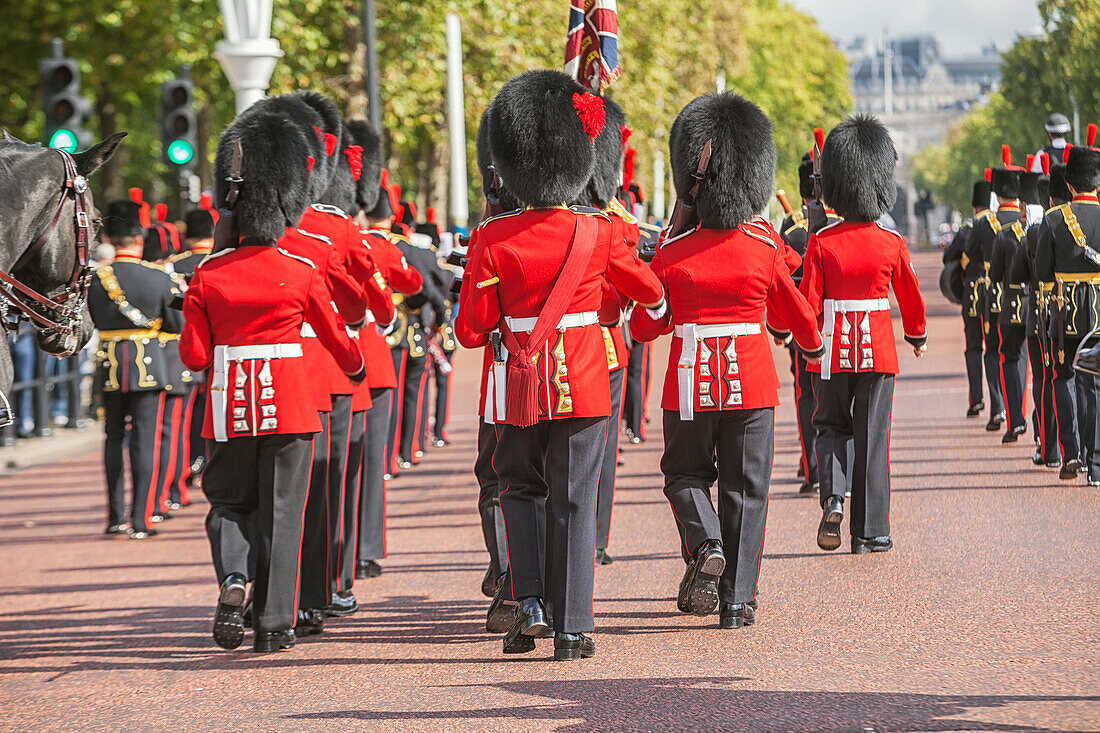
39, 38, 92, 152
160, 67, 196, 167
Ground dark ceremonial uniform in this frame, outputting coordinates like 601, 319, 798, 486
779, 204, 843, 488
1036, 193, 1100, 480
144, 216, 183, 261
151, 321, 193, 514
432, 297, 458, 446
801, 221, 927, 536
989, 215, 1030, 434
356, 228, 423, 571
944, 206, 987, 411
630, 220, 823, 606
180, 238, 364, 635
461, 205, 663, 634
89, 251, 184, 534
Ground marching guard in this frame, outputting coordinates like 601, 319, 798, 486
800, 115, 927, 555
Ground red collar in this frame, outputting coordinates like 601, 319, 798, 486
998, 202, 1020, 212
1073, 193, 1099, 204
114, 252, 142, 263
190, 245, 213, 255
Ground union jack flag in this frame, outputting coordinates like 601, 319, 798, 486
564, 0, 621, 93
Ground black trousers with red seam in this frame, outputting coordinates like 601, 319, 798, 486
661, 407, 773, 606
358, 388, 391, 564
103, 390, 164, 532
596, 366, 625, 551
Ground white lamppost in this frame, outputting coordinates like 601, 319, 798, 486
215, 0, 284, 115
445, 13, 469, 231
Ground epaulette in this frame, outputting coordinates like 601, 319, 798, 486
875, 222, 904, 240
569, 205, 610, 220
814, 219, 844, 237
194, 249, 233, 269
475, 207, 524, 231
140, 260, 168, 272
743, 217, 779, 248
388, 232, 412, 245
604, 198, 637, 225
1010, 220, 1026, 242
1045, 202, 1071, 219
296, 228, 333, 245
310, 203, 348, 218
276, 248, 317, 269
167, 251, 190, 264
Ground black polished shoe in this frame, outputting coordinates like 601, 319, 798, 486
150, 512, 171, 523
677, 540, 725, 616
798, 481, 819, 495
816, 496, 844, 551
105, 522, 131, 535
486, 577, 517, 633
254, 628, 296, 653
595, 549, 614, 566
1033, 451, 1046, 465
503, 597, 549, 654
398, 460, 413, 470
321, 590, 358, 617
355, 560, 382, 579
480, 564, 500, 598
986, 412, 1006, 431
432, 437, 449, 447
966, 402, 985, 418
1001, 425, 1026, 443
852, 535, 893, 554
213, 573, 247, 650
294, 609, 325, 637
1060, 458, 1084, 480
128, 528, 158, 539
553, 632, 595, 661
718, 602, 757, 629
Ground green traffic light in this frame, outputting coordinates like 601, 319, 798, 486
166, 139, 194, 165
48, 128, 78, 153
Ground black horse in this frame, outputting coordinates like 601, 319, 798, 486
0, 130, 126, 400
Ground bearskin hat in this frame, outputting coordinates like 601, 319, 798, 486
242, 95, 332, 202
1066, 146, 1100, 193
669, 92, 776, 229
971, 179, 991, 210
488, 70, 601, 207
990, 145, 1024, 200
214, 110, 315, 242
104, 200, 143, 238
314, 122, 360, 215
345, 119, 384, 213
798, 153, 814, 201
1049, 162, 1072, 205
293, 91, 345, 196
475, 106, 522, 212
577, 96, 626, 208
821, 114, 897, 223
184, 208, 215, 240
1018, 171, 1042, 206
365, 183, 394, 220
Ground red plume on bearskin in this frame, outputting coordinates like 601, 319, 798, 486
1041, 152, 1050, 176
620, 125, 632, 146
426, 207, 436, 223
128, 187, 151, 228
129, 187, 143, 203
306, 156, 315, 174
813, 128, 825, 152
1089, 123, 1098, 148
345, 145, 364, 180
324, 132, 338, 156
200, 192, 214, 210
1001, 145, 1012, 167
154, 203, 167, 223
1026, 154, 1035, 171
984, 168, 992, 182
1064, 146, 1073, 165
573, 91, 605, 142
623, 147, 636, 188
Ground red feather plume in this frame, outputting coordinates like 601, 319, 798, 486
620, 125, 632, 147
1089, 123, 1098, 148
984, 168, 992, 182
323, 133, 338, 156
128, 187, 143, 203
572, 92, 605, 142
1040, 152, 1050, 176
154, 203, 167, 223
306, 156, 315, 174
813, 128, 825, 151
1001, 144, 1012, 167
623, 147, 636, 188
1026, 154, 1035, 171
426, 207, 436, 224
1064, 145, 1073, 164
380, 169, 390, 186
200, 192, 214, 210
344, 145, 364, 180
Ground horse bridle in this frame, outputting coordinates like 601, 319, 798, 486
0, 149, 92, 337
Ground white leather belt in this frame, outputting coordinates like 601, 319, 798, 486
209, 342, 303, 442
674, 322, 761, 421
504, 310, 598, 333
821, 297, 889, 381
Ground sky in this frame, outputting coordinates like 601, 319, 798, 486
786, 0, 1044, 56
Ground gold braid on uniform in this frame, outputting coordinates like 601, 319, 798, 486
96, 266, 158, 329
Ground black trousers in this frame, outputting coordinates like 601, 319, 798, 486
1054, 336, 1100, 476
495, 416, 604, 633
793, 349, 818, 485
999, 323, 1028, 431
661, 408, 773, 604
400, 354, 428, 463
173, 383, 202, 505
386, 348, 407, 475
983, 315, 1005, 416
623, 341, 650, 439
154, 393, 186, 513
1029, 335, 1058, 463
326, 395, 353, 593
188, 382, 207, 468
596, 367, 625, 551
358, 388, 391, 563
337, 409, 365, 592
433, 351, 453, 441
204, 433, 312, 633
963, 314, 985, 408
103, 390, 164, 532
814, 372, 894, 539
298, 411, 330, 611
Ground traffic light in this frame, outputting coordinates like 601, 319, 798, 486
39, 39, 92, 153
160, 67, 196, 167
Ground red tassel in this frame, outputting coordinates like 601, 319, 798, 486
1089, 123, 1098, 148
1001, 144, 1012, 167
129, 187, 143, 203
154, 203, 167, 223
620, 124, 633, 146
380, 168, 389, 186
426, 207, 436, 223
200, 192, 214, 210
1064, 145, 1073, 164
506, 355, 540, 428
344, 145, 364, 180
323, 132, 338, 156
1026, 154, 1035, 171
306, 156, 315, 174
572, 92, 605, 142
1041, 152, 1050, 176
984, 168, 992, 182
813, 128, 825, 151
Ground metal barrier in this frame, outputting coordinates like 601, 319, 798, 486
0, 352, 92, 445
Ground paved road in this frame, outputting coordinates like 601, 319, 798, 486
1, 251, 1097, 732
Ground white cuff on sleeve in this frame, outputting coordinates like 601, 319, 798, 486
646, 300, 668, 320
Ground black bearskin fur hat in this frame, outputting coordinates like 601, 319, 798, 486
488, 70, 600, 207
294, 91, 345, 196
345, 119, 384, 212
821, 114, 897, 223
972, 180, 992, 210
1049, 162, 1073, 205
475, 106, 522, 212
577, 96, 626, 208
1066, 146, 1100, 193
669, 92, 776, 229
316, 122, 359, 215
798, 152, 814, 201
990, 168, 1022, 200
214, 110, 315, 242
184, 208, 215, 240
1018, 172, 1042, 206
245, 94, 331, 202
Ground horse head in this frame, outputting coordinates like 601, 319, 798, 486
0, 131, 125, 358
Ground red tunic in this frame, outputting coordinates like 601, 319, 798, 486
180, 241, 363, 440
630, 220, 824, 413
461, 206, 663, 421
799, 221, 927, 376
